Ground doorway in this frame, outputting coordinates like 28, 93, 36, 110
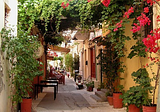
90, 47, 96, 78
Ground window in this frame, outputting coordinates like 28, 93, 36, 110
144, 6, 153, 37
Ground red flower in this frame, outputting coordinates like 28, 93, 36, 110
114, 20, 123, 32
88, 0, 92, 2
123, 7, 134, 18
143, 0, 155, 6
144, 7, 149, 13
142, 28, 160, 53
131, 23, 141, 33
61, 2, 65, 6
131, 13, 151, 33
137, 13, 151, 26
66, 3, 69, 7
101, 0, 110, 7
61, 2, 69, 9
157, 15, 160, 22
144, 65, 146, 68
61, 2, 65, 9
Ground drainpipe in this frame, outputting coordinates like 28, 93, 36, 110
95, 45, 97, 81
100, 49, 102, 83
156, 64, 160, 111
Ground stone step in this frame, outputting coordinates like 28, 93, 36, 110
95, 91, 107, 101
90, 94, 104, 102
101, 89, 109, 94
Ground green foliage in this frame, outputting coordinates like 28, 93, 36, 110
73, 54, 79, 70
64, 53, 73, 72
128, 40, 147, 59
121, 68, 152, 108
53, 56, 63, 61
0, 27, 43, 104
98, 83, 105, 89
97, 38, 125, 95
86, 81, 94, 88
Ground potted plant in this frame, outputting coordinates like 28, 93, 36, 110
121, 68, 152, 112
0, 27, 43, 112
86, 81, 94, 91
141, 57, 159, 112
97, 39, 125, 108
97, 83, 104, 91
106, 91, 113, 105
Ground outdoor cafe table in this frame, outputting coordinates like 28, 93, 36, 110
34, 80, 58, 100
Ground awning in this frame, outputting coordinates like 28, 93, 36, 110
47, 56, 54, 60
48, 45, 70, 53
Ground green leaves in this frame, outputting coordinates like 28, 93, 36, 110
121, 68, 152, 107
0, 27, 43, 104
128, 40, 147, 59
65, 53, 73, 72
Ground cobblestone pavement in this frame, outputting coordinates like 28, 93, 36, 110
32, 76, 126, 112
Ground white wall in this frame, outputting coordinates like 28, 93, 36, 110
0, 0, 17, 112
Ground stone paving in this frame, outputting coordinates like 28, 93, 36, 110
32, 76, 126, 112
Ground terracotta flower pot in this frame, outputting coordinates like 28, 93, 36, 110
107, 96, 113, 105
87, 86, 93, 91
21, 97, 32, 112
113, 92, 123, 108
128, 104, 140, 112
143, 105, 156, 112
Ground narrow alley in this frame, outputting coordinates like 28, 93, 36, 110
32, 76, 126, 112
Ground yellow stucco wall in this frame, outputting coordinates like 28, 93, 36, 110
120, 21, 142, 90
120, 17, 159, 103
0, 0, 17, 112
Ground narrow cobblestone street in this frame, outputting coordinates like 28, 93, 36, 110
32, 76, 126, 112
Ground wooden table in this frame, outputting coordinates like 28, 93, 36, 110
34, 80, 58, 100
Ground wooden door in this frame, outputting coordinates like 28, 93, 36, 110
90, 47, 96, 78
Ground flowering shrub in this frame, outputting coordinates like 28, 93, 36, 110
113, 1, 160, 53
143, 28, 160, 53
112, 0, 160, 106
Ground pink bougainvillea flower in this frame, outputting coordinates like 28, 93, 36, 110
61, 2, 65, 9
101, 0, 110, 7
113, 28, 118, 32
128, 7, 134, 13
143, 0, 155, 6
113, 20, 123, 32
131, 23, 141, 33
142, 28, 160, 53
61, 2, 69, 9
157, 15, 160, 22
144, 7, 149, 13
131, 13, 151, 33
144, 65, 146, 68
123, 7, 134, 18
137, 13, 151, 26
61, 2, 65, 6
66, 3, 69, 7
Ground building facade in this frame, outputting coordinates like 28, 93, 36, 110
0, 0, 17, 112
